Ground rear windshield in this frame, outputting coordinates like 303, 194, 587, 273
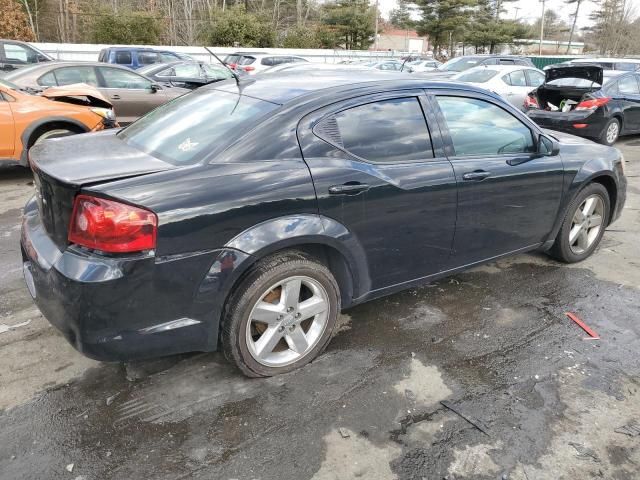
118, 89, 278, 165
456, 69, 498, 83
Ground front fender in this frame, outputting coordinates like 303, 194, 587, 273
225, 214, 371, 300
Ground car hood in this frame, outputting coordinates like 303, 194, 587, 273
40, 83, 113, 109
543, 128, 595, 145
545, 64, 603, 85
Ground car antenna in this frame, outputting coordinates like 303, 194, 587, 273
204, 46, 241, 87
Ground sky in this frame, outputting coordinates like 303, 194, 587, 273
378, 0, 640, 30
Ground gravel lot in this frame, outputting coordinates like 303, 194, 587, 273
0, 137, 639, 480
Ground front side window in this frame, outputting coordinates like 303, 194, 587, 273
617, 75, 640, 95
119, 89, 279, 165
508, 70, 527, 86
52, 66, 98, 86
4, 43, 35, 63
99, 67, 152, 89
436, 96, 535, 156
320, 97, 434, 162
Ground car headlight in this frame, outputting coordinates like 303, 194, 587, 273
90, 107, 115, 121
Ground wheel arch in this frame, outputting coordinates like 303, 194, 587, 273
224, 214, 371, 307
20, 117, 89, 165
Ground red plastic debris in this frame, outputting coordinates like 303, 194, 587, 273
565, 312, 600, 339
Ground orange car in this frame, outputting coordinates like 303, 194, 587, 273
0, 79, 116, 166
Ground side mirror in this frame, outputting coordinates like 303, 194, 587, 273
149, 83, 161, 93
36, 54, 49, 63
538, 134, 560, 156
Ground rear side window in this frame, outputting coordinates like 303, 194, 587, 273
261, 57, 275, 66
114, 51, 132, 64
52, 66, 99, 86
527, 70, 545, 87
38, 71, 57, 86
119, 90, 279, 165
507, 70, 527, 86
617, 75, 640, 95
436, 96, 535, 156
317, 97, 434, 162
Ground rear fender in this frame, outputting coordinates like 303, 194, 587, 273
225, 214, 370, 302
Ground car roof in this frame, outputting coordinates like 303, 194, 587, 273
210, 69, 497, 105
461, 64, 538, 72
569, 57, 640, 63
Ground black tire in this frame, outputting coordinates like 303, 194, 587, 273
548, 183, 610, 263
598, 117, 620, 146
222, 251, 340, 377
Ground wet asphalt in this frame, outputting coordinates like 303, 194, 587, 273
0, 138, 639, 480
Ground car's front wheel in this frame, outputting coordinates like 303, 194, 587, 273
222, 251, 340, 377
549, 183, 610, 263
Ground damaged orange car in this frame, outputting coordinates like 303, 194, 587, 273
0, 79, 116, 166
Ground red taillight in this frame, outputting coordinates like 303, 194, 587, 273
68, 195, 157, 253
242, 66, 255, 72
573, 123, 588, 129
524, 94, 539, 109
575, 97, 610, 111
228, 63, 237, 69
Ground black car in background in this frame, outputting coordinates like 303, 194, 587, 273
137, 61, 234, 89
22, 70, 626, 377
0, 39, 52, 74
526, 64, 640, 145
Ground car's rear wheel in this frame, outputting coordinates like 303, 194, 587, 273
549, 183, 610, 263
222, 251, 340, 377
599, 118, 620, 146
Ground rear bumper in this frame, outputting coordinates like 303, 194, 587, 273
527, 109, 606, 139
20, 197, 249, 361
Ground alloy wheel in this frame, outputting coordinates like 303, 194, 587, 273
568, 194, 605, 255
245, 275, 330, 367
606, 121, 619, 144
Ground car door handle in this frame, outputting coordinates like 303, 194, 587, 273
111, 94, 121, 99
328, 183, 370, 195
462, 170, 491, 181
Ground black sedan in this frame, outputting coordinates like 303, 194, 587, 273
137, 60, 234, 89
526, 64, 640, 145
22, 70, 626, 377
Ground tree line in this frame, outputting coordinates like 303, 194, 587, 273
3, 0, 640, 55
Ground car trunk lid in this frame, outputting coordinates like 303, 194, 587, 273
29, 130, 176, 251
545, 64, 603, 85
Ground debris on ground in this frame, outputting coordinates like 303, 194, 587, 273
105, 392, 121, 406
338, 428, 350, 438
66, 463, 74, 472
0, 319, 31, 334
440, 400, 490, 437
614, 422, 640, 437
565, 312, 600, 339
568, 442, 600, 462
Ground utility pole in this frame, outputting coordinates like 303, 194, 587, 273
539, 0, 546, 55
374, 0, 379, 51
513, 6, 521, 20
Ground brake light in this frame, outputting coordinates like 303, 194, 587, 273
524, 94, 539, 109
573, 124, 588, 129
575, 97, 611, 111
68, 195, 157, 253
242, 66, 255, 72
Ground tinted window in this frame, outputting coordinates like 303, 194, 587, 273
457, 69, 498, 83
99, 67, 151, 89
119, 90, 278, 165
238, 56, 256, 65
261, 57, 275, 66
499, 59, 515, 65
114, 51, 132, 64
508, 69, 527, 86
527, 70, 545, 87
52, 66, 98, 86
617, 75, 640, 95
331, 97, 433, 162
436, 96, 535, 156
138, 52, 160, 65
